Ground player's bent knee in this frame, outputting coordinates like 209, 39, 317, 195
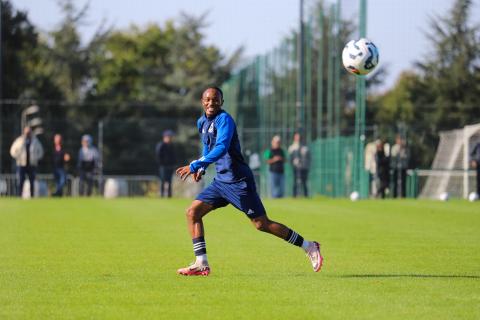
252, 218, 269, 232
186, 206, 200, 221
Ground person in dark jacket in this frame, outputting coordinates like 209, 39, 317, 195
155, 130, 177, 197
264, 135, 286, 198
391, 135, 410, 198
375, 141, 390, 199
471, 141, 480, 195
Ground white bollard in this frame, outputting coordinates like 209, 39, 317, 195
104, 178, 128, 198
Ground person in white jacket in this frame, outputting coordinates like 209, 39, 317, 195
77, 134, 99, 196
288, 132, 311, 197
10, 126, 44, 197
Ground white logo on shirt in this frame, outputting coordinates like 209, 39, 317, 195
208, 123, 215, 133
247, 209, 254, 215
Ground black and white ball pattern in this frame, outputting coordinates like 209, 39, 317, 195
342, 38, 379, 75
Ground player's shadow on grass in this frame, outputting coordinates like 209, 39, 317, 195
335, 274, 480, 279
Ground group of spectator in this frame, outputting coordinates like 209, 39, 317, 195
364, 135, 410, 199
10, 127, 480, 198
154, 131, 312, 200
10, 126, 412, 200
10, 127, 479, 199
9, 127, 173, 199
264, 132, 311, 198
9, 128, 99, 197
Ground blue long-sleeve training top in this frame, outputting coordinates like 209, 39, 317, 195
189, 110, 252, 183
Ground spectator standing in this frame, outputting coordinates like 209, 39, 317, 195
77, 134, 99, 196
375, 140, 390, 199
52, 134, 70, 196
288, 132, 310, 197
364, 140, 378, 197
390, 135, 410, 198
155, 130, 177, 198
471, 141, 480, 195
10, 126, 44, 197
264, 135, 285, 198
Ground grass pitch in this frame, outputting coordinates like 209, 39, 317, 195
0, 198, 479, 319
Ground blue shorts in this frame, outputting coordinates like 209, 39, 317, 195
196, 178, 266, 219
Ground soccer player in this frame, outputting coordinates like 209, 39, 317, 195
175, 87, 323, 276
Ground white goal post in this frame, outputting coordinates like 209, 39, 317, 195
420, 123, 480, 199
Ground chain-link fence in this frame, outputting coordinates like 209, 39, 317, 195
222, 0, 370, 198
0, 101, 203, 176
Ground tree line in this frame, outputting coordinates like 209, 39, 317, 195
1, 0, 242, 174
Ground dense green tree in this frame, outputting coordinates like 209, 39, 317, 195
1, 0, 36, 99
90, 13, 242, 113
43, 0, 109, 103
372, 72, 417, 127
417, 0, 480, 130
0, 0, 60, 101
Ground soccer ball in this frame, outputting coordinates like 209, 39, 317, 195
350, 191, 360, 201
342, 38, 379, 75
468, 192, 479, 202
439, 192, 449, 201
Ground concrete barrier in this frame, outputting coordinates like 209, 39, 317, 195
22, 180, 48, 198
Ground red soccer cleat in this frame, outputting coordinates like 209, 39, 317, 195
306, 241, 323, 272
177, 262, 211, 276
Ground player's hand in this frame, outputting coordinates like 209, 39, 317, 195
193, 171, 203, 182
176, 165, 193, 181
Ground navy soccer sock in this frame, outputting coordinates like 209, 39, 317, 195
192, 236, 207, 263
284, 229, 305, 247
